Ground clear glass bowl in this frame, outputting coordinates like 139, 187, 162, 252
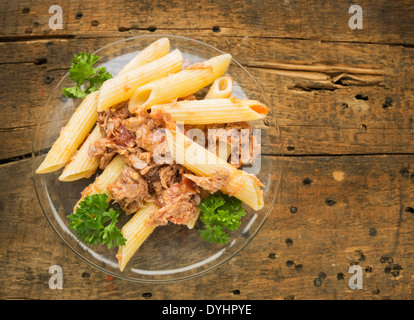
32, 35, 284, 283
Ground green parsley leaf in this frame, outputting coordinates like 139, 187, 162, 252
67, 193, 126, 249
198, 192, 247, 245
62, 52, 112, 99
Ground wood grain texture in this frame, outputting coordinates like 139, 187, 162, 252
0, 155, 413, 299
1, 0, 414, 45
0, 36, 413, 159
0, 0, 413, 300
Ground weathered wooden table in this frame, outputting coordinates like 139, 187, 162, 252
0, 1, 413, 300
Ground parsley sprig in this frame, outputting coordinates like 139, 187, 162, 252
67, 193, 126, 249
198, 192, 247, 245
62, 52, 112, 99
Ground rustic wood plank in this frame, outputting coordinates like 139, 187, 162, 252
1, 0, 412, 303
1, 0, 414, 45
0, 36, 413, 160
1, 155, 413, 299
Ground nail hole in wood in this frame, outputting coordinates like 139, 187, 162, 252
34, 58, 47, 65
369, 228, 377, 236
390, 264, 403, 277
285, 238, 293, 247
287, 145, 295, 151
399, 168, 410, 177
91, 20, 99, 27
294, 264, 303, 271
314, 278, 322, 286
148, 26, 157, 32
303, 177, 312, 186
268, 253, 276, 259
75, 12, 83, 19
22, 8, 30, 14
405, 207, 414, 214
286, 260, 295, 268
43, 74, 54, 84
355, 94, 368, 100
355, 250, 366, 262
212, 26, 221, 33
382, 97, 393, 109
380, 255, 394, 264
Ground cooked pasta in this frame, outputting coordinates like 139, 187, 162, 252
165, 127, 264, 211
116, 202, 158, 272
74, 154, 125, 210
117, 38, 170, 76
97, 49, 183, 112
35, 91, 99, 174
37, 40, 269, 272
36, 38, 171, 174
128, 54, 232, 113
151, 98, 269, 124
58, 125, 103, 181
204, 76, 233, 99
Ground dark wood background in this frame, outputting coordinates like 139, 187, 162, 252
0, 0, 413, 300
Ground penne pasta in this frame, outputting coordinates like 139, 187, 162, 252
74, 154, 125, 210
204, 76, 233, 99
58, 125, 103, 181
97, 49, 183, 112
117, 38, 170, 76
128, 54, 232, 113
36, 91, 99, 174
204, 76, 232, 164
165, 127, 264, 211
116, 202, 158, 272
151, 98, 269, 124
38, 39, 270, 270
184, 78, 234, 229
36, 39, 170, 174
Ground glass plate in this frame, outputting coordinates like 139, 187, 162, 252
32, 35, 284, 283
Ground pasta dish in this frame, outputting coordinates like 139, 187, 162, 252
35, 38, 269, 271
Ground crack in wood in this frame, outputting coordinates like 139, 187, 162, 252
0, 34, 76, 43
248, 60, 387, 91
0, 33, 413, 48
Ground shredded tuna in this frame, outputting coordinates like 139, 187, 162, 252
158, 164, 186, 189
201, 121, 259, 168
183, 167, 230, 194
89, 137, 117, 169
87, 100, 263, 227
146, 176, 200, 227
108, 166, 152, 215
